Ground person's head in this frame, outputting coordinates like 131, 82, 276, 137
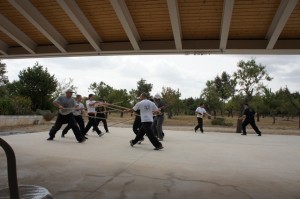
199, 103, 204, 107
154, 93, 161, 101
76, 94, 82, 102
139, 92, 147, 100
244, 103, 249, 108
88, 94, 94, 99
65, 88, 74, 98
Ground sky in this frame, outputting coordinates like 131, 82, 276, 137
3, 54, 300, 99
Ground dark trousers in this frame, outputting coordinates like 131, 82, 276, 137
242, 119, 261, 134
152, 115, 164, 138
132, 116, 144, 140
62, 115, 85, 135
194, 117, 204, 132
94, 113, 108, 132
49, 113, 84, 141
132, 122, 161, 148
84, 113, 102, 135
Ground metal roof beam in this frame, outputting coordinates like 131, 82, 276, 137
0, 14, 36, 54
57, 0, 102, 51
8, 0, 67, 53
167, 0, 182, 50
266, 0, 298, 49
219, 0, 234, 50
109, 0, 140, 50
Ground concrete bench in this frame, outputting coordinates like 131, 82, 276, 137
0, 137, 53, 199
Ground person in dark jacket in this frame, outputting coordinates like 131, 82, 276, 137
239, 103, 262, 136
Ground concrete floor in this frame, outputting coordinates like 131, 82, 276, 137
1, 127, 300, 199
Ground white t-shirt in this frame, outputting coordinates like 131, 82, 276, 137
133, 99, 158, 122
73, 102, 84, 116
195, 107, 207, 118
86, 100, 96, 113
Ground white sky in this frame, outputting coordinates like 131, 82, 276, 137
3, 54, 300, 99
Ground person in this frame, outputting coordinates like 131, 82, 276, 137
61, 94, 86, 138
84, 94, 105, 137
128, 93, 163, 150
93, 97, 109, 133
239, 103, 262, 136
132, 107, 144, 144
194, 103, 212, 133
47, 89, 86, 143
152, 93, 167, 141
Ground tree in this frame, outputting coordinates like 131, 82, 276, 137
201, 80, 222, 117
129, 78, 153, 103
12, 62, 58, 111
52, 78, 77, 99
0, 60, 9, 97
161, 86, 181, 118
233, 59, 273, 132
214, 71, 236, 115
89, 81, 114, 98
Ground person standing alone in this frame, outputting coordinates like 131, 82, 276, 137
194, 103, 212, 133
239, 103, 262, 136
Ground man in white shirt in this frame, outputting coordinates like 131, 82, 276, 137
194, 103, 212, 133
84, 94, 105, 137
129, 93, 163, 150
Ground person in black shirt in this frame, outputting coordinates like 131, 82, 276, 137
239, 103, 262, 136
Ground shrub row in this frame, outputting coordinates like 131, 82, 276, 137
0, 96, 32, 115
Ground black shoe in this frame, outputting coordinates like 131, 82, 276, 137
78, 138, 86, 143
138, 138, 144, 144
84, 136, 88, 139
241, 133, 247, 135
257, 132, 262, 136
47, 137, 54, 141
194, 128, 197, 133
130, 140, 134, 147
201, 131, 204, 133
106, 131, 109, 133
98, 132, 104, 137
154, 145, 164, 150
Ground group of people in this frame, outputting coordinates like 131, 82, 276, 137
47, 88, 261, 149
47, 89, 109, 143
194, 103, 262, 136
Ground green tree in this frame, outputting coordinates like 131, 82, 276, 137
161, 86, 181, 118
52, 78, 77, 99
214, 71, 236, 115
0, 60, 9, 97
233, 59, 273, 132
89, 81, 114, 98
129, 78, 153, 103
11, 62, 57, 111
201, 80, 222, 117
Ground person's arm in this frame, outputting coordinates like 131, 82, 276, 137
53, 99, 64, 109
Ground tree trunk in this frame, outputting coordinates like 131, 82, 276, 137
272, 116, 276, 124
257, 112, 260, 122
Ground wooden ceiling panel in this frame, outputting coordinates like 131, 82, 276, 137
30, 0, 87, 44
0, 0, 50, 45
229, 0, 281, 39
125, 0, 173, 41
0, 31, 18, 46
178, 0, 223, 40
77, 0, 128, 42
280, 1, 300, 39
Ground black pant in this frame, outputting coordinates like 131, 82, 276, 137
194, 117, 204, 132
84, 113, 102, 135
132, 116, 144, 140
62, 115, 85, 135
242, 119, 261, 134
132, 122, 161, 148
49, 113, 84, 141
94, 113, 108, 132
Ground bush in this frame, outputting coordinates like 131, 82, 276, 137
211, 117, 233, 127
43, 113, 56, 121
0, 96, 32, 115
